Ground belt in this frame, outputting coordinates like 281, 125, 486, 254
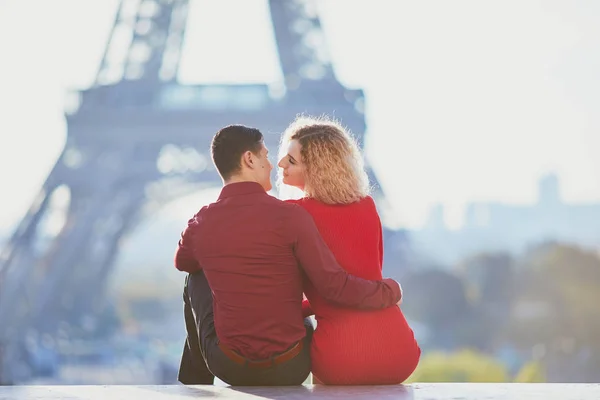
217, 340, 304, 369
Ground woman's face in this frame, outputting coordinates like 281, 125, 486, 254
278, 139, 306, 190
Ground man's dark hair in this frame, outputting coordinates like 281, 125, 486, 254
211, 125, 264, 180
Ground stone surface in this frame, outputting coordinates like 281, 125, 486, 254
0, 383, 599, 399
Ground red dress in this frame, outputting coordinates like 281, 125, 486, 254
287, 196, 421, 385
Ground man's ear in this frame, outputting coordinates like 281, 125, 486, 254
241, 151, 254, 169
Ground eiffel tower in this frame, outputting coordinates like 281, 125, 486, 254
0, 0, 409, 383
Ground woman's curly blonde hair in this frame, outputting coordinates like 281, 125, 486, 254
280, 115, 370, 204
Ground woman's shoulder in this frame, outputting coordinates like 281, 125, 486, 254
283, 198, 304, 206
360, 195, 377, 206
288, 195, 377, 211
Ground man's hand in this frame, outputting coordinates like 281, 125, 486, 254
396, 281, 403, 306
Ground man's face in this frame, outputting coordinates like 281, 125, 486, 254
254, 143, 273, 191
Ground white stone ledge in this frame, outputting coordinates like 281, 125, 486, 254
0, 383, 599, 399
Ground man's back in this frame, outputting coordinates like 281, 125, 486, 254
176, 182, 307, 359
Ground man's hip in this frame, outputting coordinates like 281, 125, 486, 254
217, 338, 305, 369
180, 271, 314, 386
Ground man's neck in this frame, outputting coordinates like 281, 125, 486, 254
224, 175, 260, 187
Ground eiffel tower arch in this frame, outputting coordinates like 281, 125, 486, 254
0, 0, 410, 383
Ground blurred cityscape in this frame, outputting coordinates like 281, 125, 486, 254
1, 0, 600, 386
1, 173, 599, 384
413, 173, 600, 265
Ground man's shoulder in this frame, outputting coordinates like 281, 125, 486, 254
233, 195, 311, 227
283, 198, 312, 212
261, 194, 306, 211
266, 197, 315, 225
197, 195, 304, 216
279, 202, 319, 234
278, 197, 310, 213
193, 204, 210, 216
185, 205, 209, 226
283, 198, 303, 205
195, 194, 311, 217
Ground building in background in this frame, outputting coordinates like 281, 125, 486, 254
414, 173, 600, 265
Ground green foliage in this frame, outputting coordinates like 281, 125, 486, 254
507, 243, 600, 351
407, 350, 546, 383
514, 361, 545, 383
459, 252, 514, 305
403, 242, 600, 381
406, 349, 509, 383
401, 269, 469, 330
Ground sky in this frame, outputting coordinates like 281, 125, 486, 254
0, 0, 599, 233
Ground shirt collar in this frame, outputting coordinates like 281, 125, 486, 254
218, 181, 267, 200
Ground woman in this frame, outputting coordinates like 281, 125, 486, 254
277, 116, 421, 385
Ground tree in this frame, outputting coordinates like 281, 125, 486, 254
402, 268, 469, 331
407, 349, 509, 383
459, 252, 515, 306
514, 361, 545, 383
506, 243, 600, 381
457, 252, 515, 351
510, 243, 600, 343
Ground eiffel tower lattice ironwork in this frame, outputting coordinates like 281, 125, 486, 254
0, 0, 409, 383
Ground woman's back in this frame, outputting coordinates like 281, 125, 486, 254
288, 196, 421, 384
296, 196, 382, 278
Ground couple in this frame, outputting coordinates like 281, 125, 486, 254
174, 116, 420, 386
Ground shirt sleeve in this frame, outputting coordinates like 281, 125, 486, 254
290, 206, 401, 309
174, 217, 201, 273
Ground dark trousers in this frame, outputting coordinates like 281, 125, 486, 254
178, 271, 313, 386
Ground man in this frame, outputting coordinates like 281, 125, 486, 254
175, 125, 402, 386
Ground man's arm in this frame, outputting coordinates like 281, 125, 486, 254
174, 218, 201, 273
291, 207, 401, 309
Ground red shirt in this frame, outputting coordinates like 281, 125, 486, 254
174, 182, 401, 360
290, 196, 421, 384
